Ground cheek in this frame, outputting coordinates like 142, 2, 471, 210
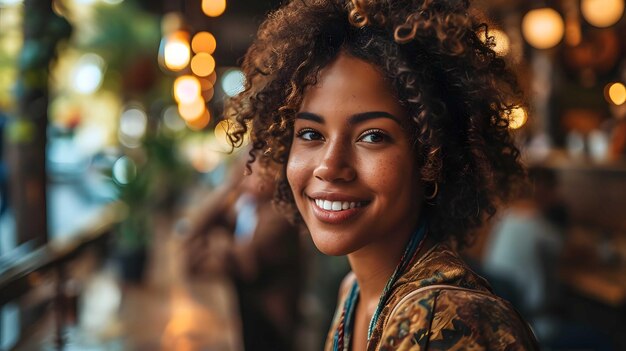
286, 151, 307, 193
367, 152, 421, 202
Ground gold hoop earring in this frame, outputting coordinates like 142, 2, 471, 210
425, 182, 438, 200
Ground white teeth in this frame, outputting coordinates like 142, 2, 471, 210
313, 198, 364, 211
323, 200, 332, 210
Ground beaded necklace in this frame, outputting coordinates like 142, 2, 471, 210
332, 222, 428, 351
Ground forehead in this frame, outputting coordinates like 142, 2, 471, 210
299, 53, 405, 118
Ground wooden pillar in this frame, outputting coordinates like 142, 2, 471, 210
7, 0, 71, 246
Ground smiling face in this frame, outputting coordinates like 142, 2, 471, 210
286, 53, 423, 257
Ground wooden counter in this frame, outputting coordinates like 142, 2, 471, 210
560, 264, 626, 307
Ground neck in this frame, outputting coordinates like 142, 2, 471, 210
347, 227, 413, 307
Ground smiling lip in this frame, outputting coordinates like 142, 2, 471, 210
306, 193, 370, 224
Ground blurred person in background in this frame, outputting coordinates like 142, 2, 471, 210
184, 150, 303, 351
482, 167, 567, 339
483, 167, 611, 350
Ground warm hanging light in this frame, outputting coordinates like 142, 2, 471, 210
186, 109, 211, 130
207, 71, 217, 86
202, 87, 215, 102
202, 0, 226, 17
581, 0, 625, 28
491, 29, 511, 56
191, 32, 217, 54
507, 107, 528, 129
199, 77, 214, 91
199, 78, 215, 102
522, 8, 565, 49
164, 31, 191, 71
606, 82, 626, 106
478, 29, 510, 56
178, 97, 206, 122
214, 119, 235, 150
190, 53, 216, 77
173, 75, 202, 104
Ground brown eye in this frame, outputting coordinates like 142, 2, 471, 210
359, 129, 388, 143
296, 128, 323, 141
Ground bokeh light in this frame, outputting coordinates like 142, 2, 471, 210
72, 54, 106, 94
191, 32, 216, 54
191, 150, 220, 173
190, 53, 216, 77
182, 137, 222, 173
567, 131, 585, 158
479, 29, 510, 56
201, 0, 226, 17
112, 156, 137, 185
173, 75, 202, 104
178, 97, 206, 122
161, 12, 184, 36
186, 109, 211, 130
588, 130, 610, 162
607, 82, 626, 106
207, 71, 217, 86
581, 0, 625, 28
0, 0, 24, 5
164, 31, 190, 71
198, 76, 215, 102
507, 107, 528, 129
522, 8, 564, 49
491, 29, 510, 56
221, 69, 246, 97
0, 31, 21, 56
118, 106, 148, 148
199, 77, 213, 91
202, 87, 215, 102
163, 105, 186, 132
214, 119, 235, 151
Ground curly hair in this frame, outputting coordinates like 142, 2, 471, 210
226, 0, 525, 247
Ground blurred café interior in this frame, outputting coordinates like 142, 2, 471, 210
0, 0, 625, 350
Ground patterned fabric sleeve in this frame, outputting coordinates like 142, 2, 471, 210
378, 288, 539, 351
378, 289, 439, 350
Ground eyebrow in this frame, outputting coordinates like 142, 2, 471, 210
295, 111, 401, 125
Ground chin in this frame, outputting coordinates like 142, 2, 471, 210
314, 243, 348, 257
308, 229, 356, 257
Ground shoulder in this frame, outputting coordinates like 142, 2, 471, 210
379, 286, 539, 351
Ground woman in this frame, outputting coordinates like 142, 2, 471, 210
227, 0, 539, 349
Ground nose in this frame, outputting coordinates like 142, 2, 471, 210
313, 140, 356, 183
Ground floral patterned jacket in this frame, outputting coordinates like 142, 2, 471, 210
325, 242, 539, 351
